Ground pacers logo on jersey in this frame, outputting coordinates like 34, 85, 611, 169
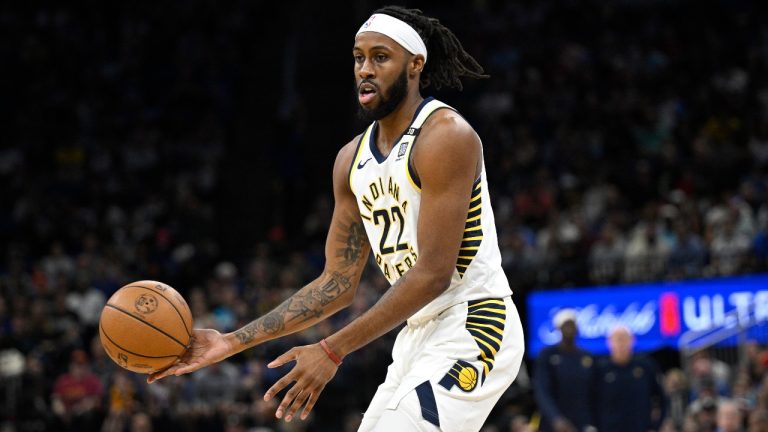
438, 359, 479, 392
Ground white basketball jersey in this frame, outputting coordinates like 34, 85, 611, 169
348, 98, 512, 320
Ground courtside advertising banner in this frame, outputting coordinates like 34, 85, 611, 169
527, 274, 768, 357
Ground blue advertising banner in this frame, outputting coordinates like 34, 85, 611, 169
527, 274, 768, 357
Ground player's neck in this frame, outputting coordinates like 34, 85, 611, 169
375, 93, 424, 151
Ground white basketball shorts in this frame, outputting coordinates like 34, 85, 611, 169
358, 296, 525, 432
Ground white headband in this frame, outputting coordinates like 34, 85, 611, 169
356, 14, 428, 64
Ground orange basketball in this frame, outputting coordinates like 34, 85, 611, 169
99, 280, 192, 374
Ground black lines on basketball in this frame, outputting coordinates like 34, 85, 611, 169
99, 324, 179, 359
126, 284, 192, 338
104, 303, 187, 349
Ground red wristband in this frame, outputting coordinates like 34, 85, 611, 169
319, 339, 343, 366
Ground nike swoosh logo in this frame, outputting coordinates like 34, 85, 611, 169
357, 158, 372, 169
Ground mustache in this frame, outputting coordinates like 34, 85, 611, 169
357, 79, 380, 92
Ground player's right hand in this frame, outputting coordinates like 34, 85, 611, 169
147, 328, 236, 383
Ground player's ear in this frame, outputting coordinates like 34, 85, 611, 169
410, 54, 425, 77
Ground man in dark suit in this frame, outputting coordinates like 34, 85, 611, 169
534, 309, 597, 432
596, 325, 666, 432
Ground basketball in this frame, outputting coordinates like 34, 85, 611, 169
99, 280, 193, 374
459, 365, 478, 391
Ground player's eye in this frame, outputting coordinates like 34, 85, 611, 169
375, 54, 387, 62
354, 55, 365, 64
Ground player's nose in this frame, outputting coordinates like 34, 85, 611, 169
358, 58, 375, 79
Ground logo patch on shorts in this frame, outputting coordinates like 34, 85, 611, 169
438, 360, 478, 392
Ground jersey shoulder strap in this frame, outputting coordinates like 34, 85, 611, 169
410, 99, 452, 131
402, 99, 454, 189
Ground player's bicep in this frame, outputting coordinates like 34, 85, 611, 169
323, 142, 371, 280
414, 118, 480, 284
324, 204, 370, 276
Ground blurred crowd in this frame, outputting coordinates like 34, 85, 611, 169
464, 1, 768, 290
2, 0, 768, 431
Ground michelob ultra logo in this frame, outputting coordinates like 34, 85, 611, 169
527, 274, 768, 357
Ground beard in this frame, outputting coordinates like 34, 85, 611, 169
356, 65, 409, 123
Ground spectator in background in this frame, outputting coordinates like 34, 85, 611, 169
107, 371, 137, 415
589, 223, 626, 284
534, 309, 597, 432
51, 349, 104, 431
41, 242, 76, 285
750, 409, 768, 432
694, 397, 719, 432
682, 413, 703, 432
89, 335, 117, 389
689, 377, 728, 426
65, 272, 106, 328
624, 223, 672, 282
731, 372, 757, 413
710, 215, 752, 276
690, 350, 732, 396
16, 354, 52, 430
191, 361, 240, 407
131, 412, 154, 432
659, 418, 678, 432
668, 221, 707, 280
596, 325, 666, 432
101, 375, 138, 432
664, 368, 691, 430
753, 214, 768, 271
716, 399, 744, 432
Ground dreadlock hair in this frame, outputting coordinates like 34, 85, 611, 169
373, 5, 488, 91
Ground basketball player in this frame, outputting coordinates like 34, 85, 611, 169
149, 6, 525, 431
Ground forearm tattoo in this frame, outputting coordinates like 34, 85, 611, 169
234, 217, 369, 345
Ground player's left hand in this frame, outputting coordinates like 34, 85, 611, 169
264, 343, 339, 422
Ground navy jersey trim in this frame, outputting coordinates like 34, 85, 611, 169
368, 97, 435, 164
406, 104, 455, 189
369, 122, 386, 163
415, 380, 440, 427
